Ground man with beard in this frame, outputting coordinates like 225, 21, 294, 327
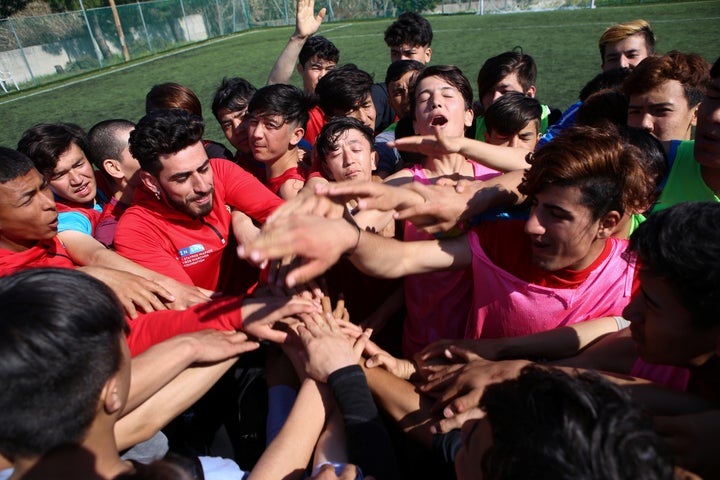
114, 109, 284, 296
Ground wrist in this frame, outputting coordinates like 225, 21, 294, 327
342, 220, 362, 257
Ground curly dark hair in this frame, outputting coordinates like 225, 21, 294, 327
129, 109, 204, 176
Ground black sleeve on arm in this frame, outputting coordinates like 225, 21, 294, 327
327, 364, 399, 480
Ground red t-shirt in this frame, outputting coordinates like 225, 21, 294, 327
114, 158, 283, 295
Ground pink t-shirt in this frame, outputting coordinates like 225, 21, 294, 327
402, 161, 500, 357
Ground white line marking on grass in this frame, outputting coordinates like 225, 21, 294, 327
0, 30, 261, 106
322, 23, 354, 34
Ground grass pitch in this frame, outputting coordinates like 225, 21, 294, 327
1, 0, 719, 148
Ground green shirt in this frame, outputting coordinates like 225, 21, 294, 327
652, 140, 719, 213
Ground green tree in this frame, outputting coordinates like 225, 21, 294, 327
392, 0, 438, 13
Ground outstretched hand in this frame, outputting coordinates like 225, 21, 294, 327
239, 215, 358, 287
297, 312, 371, 382
294, 0, 327, 40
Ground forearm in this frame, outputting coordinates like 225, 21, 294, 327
232, 209, 261, 247
362, 364, 436, 449
329, 365, 399, 479
464, 169, 525, 219
496, 316, 622, 360
350, 229, 466, 278
267, 35, 307, 86
457, 139, 531, 172
115, 357, 237, 450
125, 335, 207, 412
249, 379, 330, 480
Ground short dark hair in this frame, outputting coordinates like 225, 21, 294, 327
385, 59, 425, 85
316, 64, 374, 115
86, 119, 136, 170
578, 67, 632, 102
0, 268, 127, 459
211, 77, 257, 120
145, 82, 203, 117
623, 51, 710, 108
629, 202, 720, 328
384, 12, 433, 48
0, 147, 35, 183
484, 92, 542, 136
476, 50, 536, 104
315, 116, 374, 164
711, 56, 720, 79
298, 36, 340, 67
17, 123, 87, 177
409, 65, 473, 118
129, 109, 205, 176
480, 366, 674, 480
576, 88, 629, 129
520, 125, 651, 220
247, 83, 310, 130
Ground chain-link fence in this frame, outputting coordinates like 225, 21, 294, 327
0, 0, 599, 90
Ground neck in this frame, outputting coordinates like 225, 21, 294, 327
113, 184, 135, 206
0, 236, 40, 253
266, 148, 300, 179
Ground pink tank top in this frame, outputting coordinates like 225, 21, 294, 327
402, 161, 500, 357
630, 358, 690, 392
466, 231, 636, 339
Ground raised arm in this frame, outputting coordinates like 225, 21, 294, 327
266, 0, 327, 86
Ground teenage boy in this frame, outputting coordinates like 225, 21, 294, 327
473, 50, 556, 141
374, 12, 434, 133
211, 77, 266, 182
652, 56, 720, 211
17, 122, 110, 236
375, 59, 425, 177
599, 18, 656, 72
624, 51, 710, 142
482, 91, 542, 150
113, 109, 284, 296
245, 84, 310, 199
315, 64, 377, 132
86, 119, 140, 247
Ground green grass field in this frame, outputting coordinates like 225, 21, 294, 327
2, 0, 719, 148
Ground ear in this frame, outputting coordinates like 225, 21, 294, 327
140, 171, 160, 196
289, 125, 305, 147
690, 102, 700, 127
102, 159, 124, 180
370, 150, 378, 171
464, 107, 475, 128
424, 47, 432, 63
101, 376, 123, 415
525, 85, 537, 98
596, 210, 622, 239
296, 63, 304, 76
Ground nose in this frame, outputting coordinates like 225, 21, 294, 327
619, 55, 631, 69
192, 173, 210, 193
491, 91, 504, 105
524, 207, 545, 236
622, 296, 643, 324
640, 113, 655, 133
68, 169, 83, 185
507, 136, 519, 148
41, 188, 55, 209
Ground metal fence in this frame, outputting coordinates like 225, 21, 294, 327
0, 0, 603, 90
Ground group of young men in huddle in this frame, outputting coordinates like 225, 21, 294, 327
1, 0, 720, 478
